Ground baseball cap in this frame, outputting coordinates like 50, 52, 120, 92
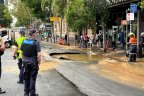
19, 30, 25, 35
29, 29, 36, 36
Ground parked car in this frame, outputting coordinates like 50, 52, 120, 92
1, 29, 14, 48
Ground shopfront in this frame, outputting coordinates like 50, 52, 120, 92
108, 0, 144, 57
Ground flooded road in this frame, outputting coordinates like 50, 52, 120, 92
52, 53, 103, 63
52, 53, 144, 89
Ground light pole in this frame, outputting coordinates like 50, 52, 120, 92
137, 10, 143, 58
126, 9, 128, 51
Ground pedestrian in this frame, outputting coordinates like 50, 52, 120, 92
90, 33, 95, 48
64, 34, 67, 43
96, 32, 103, 48
0, 30, 6, 94
128, 33, 137, 62
140, 32, 144, 56
13, 30, 26, 84
112, 31, 116, 50
83, 33, 89, 48
21, 29, 41, 96
119, 31, 125, 49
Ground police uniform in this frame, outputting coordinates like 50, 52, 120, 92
21, 29, 41, 96
14, 31, 26, 83
128, 33, 137, 62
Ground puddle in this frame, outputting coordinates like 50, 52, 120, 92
52, 53, 103, 63
51, 53, 144, 89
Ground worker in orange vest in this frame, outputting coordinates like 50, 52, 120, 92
128, 33, 137, 62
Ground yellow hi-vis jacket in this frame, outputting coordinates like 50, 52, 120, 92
15, 36, 26, 59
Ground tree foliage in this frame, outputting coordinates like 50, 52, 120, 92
0, 5, 12, 27
65, 0, 90, 31
11, 0, 32, 27
51, 0, 67, 17
140, 0, 144, 9
21, 0, 46, 21
19, 0, 110, 31
85, 0, 110, 25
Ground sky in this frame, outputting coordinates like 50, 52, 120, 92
7, 0, 17, 27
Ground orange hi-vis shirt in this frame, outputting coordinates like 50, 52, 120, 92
129, 37, 137, 44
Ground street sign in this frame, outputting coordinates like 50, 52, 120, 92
50, 17, 60, 22
130, 3, 137, 13
45, 23, 51, 30
126, 13, 134, 21
121, 20, 127, 25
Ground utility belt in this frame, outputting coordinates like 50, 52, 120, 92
23, 61, 38, 66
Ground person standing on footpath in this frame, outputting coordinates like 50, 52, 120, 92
0, 30, 6, 94
21, 29, 41, 96
13, 31, 26, 84
128, 33, 137, 62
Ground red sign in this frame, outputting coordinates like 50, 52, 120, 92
121, 20, 127, 25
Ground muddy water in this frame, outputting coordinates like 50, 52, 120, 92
52, 53, 144, 89
52, 54, 103, 63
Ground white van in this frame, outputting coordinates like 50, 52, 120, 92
1, 29, 14, 48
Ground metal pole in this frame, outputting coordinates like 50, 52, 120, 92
137, 10, 142, 58
126, 9, 128, 50
130, 21, 132, 33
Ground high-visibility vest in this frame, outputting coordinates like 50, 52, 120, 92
129, 37, 137, 44
15, 36, 26, 58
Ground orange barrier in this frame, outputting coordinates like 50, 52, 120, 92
59, 38, 65, 45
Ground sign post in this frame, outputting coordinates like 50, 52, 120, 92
126, 13, 134, 33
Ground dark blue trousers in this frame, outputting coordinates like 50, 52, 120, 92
18, 58, 24, 82
24, 63, 38, 96
128, 45, 137, 62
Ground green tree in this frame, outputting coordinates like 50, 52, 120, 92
85, 0, 110, 52
11, 0, 33, 27
0, 5, 12, 27
140, 0, 144, 9
65, 0, 90, 32
21, 0, 46, 21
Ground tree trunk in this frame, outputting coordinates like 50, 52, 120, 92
51, 22, 55, 43
92, 20, 96, 35
66, 23, 70, 45
60, 18, 63, 39
102, 25, 106, 52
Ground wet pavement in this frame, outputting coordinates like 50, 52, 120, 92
0, 48, 85, 96
41, 41, 144, 96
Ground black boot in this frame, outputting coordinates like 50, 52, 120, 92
128, 54, 132, 62
24, 93, 29, 96
0, 88, 6, 94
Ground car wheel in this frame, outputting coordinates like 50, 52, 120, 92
5, 42, 11, 48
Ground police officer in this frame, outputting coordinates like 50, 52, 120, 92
0, 30, 6, 94
21, 29, 41, 96
13, 30, 26, 84
128, 33, 137, 62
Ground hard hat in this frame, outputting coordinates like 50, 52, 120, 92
129, 33, 135, 37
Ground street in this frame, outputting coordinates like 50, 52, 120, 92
0, 43, 144, 96
0, 48, 85, 96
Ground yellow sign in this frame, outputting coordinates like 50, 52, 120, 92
50, 17, 60, 22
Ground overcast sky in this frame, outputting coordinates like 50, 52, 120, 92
7, 0, 17, 27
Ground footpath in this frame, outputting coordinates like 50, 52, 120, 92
42, 41, 144, 96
